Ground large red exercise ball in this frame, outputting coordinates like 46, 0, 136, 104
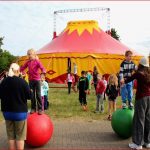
111, 108, 134, 138
26, 113, 54, 147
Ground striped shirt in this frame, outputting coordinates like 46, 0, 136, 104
119, 60, 136, 80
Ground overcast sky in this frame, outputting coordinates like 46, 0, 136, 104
0, 1, 150, 56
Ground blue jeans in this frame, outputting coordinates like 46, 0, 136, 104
120, 82, 133, 103
96, 94, 104, 112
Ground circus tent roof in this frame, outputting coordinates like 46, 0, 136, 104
37, 20, 138, 56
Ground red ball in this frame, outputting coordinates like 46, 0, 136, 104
26, 113, 54, 147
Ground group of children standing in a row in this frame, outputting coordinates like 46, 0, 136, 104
77, 68, 119, 120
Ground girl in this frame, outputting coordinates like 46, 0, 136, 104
122, 57, 150, 150
106, 74, 119, 120
66, 72, 74, 94
20, 49, 46, 115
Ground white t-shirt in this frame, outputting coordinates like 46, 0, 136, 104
74, 65, 77, 74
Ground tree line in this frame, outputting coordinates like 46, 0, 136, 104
0, 37, 17, 73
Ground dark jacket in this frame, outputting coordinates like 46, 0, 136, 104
0, 76, 31, 112
78, 77, 89, 91
125, 72, 150, 100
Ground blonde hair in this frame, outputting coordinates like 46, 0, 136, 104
97, 74, 102, 80
27, 48, 36, 55
108, 74, 118, 86
8, 63, 20, 77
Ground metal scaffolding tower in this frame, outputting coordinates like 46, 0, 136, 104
53, 7, 110, 39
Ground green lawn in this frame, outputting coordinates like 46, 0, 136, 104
44, 84, 123, 121
0, 83, 127, 122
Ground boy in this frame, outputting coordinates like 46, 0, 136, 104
119, 50, 136, 109
20, 49, 46, 115
78, 71, 89, 111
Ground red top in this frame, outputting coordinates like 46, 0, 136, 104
96, 80, 106, 94
125, 72, 150, 100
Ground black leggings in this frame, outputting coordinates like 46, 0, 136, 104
29, 80, 42, 110
68, 82, 72, 94
79, 91, 87, 105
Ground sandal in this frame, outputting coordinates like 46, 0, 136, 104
107, 115, 112, 121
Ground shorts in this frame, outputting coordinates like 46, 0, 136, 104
5, 120, 27, 140
108, 96, 116, 102
108, 98, 116, 102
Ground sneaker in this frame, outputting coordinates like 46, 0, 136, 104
143, 143, 150, 148
129, 143, 142, 149
38, 110, 43, 115
122, 103, 127, 109
30, 109, 36, 114
129, 102, 134, 109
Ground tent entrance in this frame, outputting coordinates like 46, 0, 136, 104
67, 58, 71, 73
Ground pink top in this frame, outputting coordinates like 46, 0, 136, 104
20, 59, 46, 81
67, 73, 73, 82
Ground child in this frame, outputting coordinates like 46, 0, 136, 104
41, 73, 49, 110
119, 50, 137, 109
95, 74, 106, 113
106, 74, 119, 120
121, 57, 150, 149
66, 71, 74, 94
73, 62, 78, 86
86, 71, 93, 94
78, 71, 89, 111
20, 49, 46, 115
102, 75, 107, 100
93, 66, 99, 90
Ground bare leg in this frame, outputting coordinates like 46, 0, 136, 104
16, 140, 24, 150
113, 101, 116, 113
8, 140, 16, 150
108, 101, 111, 116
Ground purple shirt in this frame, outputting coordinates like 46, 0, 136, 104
20, 59, 46, 81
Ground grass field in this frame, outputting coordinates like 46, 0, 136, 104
0, 83, 129, 122
42, 84, 124, 121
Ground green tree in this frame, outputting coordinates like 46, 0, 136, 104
0, 37, 4, 56
0, 37, 17, 73
111, 28, 120, 41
